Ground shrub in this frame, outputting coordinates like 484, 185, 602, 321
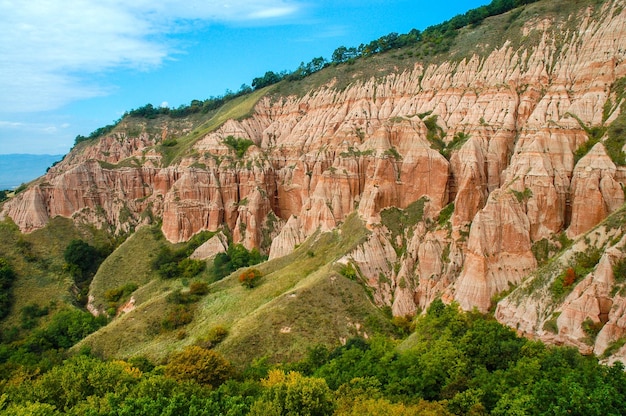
164, 345, 233, 388
563, 268, 576, 287
167, 282, 209, 305
188, 281, 209, 296
613, 258, 626, 283
339, 263, 358, 280
212, 244, 267, 280
20, 303, 49, 329
24, 309, 106, 352
162, 139, 178, 147
104, 283, 138, 303
0, 258, 16, 320
161, 305, 193, 330
239, 268, 262, 288
582, 318, 603, 344
437, 203, 455, 226
223, 136, 254, 158
207, 325, 229, 345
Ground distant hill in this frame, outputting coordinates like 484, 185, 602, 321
0, 154, 63, 190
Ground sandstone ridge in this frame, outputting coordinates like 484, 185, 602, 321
4, 0, 626, 361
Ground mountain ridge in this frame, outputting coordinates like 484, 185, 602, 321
3, 0, 626, 363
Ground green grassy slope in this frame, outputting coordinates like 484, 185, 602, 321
76, 214, 394, 365
0, 217, 114, 330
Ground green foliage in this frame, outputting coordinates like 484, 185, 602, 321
167, 281, 210, 305
223, 135, 255, 158
252, 71, 284, 89
613, 257, 626, 283
383, 146, 402, 160
582, 318, 603, 344
380, 197, 427, 255
339, 263, 359, 280
63, 239, 103, 283
550, 248, 602, 300
437, 203, 455, 227
239, 268, 262, 288
211, 244, 267, 280
511, 187, 533, 203
570, 112, 607, 164
2, 301, 626, 415
0, 258, 16, 320
531, 237, 559, 265
205, 325, 229, 346
602, 337, 626, 358
104, 283, 138, 303
251, 370, 335, 416
606, 108, 626, 166
423, 115, 446, 152
443, 131, 471, 158
152, 232, 214, 279
20, 303, 49, 329
74, 123, 117, 146
161, 305, 194, 330
161, 138, 178, 147
18, 309, 106, 354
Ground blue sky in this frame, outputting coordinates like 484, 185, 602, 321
0, 0, 488, 155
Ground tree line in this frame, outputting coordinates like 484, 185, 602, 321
1, 299, 625, 415
74, 0, 540, 146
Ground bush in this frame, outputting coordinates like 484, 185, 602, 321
239, 268, 262, 288
161, 305, 193, 330
164, 346, 233, 388
223, 136, 255, 158
437, 203, 455, 227
104, 283, 138, 303
0, 258, 16, 320
211, 244, 267, 280
20, 303, 49, 329
162, 139, 178, 147
24, 309, 106, 352
188, 281, 209, 296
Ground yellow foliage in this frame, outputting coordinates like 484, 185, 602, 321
164, 345, 232, 388
111, 360, 142, 378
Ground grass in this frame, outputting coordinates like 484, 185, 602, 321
0, 217, 112, 330
74, 213, 393, 365
158, 87, 271, 166
88, 225, 165, 314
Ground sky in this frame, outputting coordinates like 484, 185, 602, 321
0, 0, 489, 156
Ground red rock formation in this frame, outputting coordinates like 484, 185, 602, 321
2, 0, 626, 348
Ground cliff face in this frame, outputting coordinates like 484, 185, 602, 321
4, 0, 626, 358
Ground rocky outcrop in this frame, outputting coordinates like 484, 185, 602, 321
190, 232, 228, 260
567, 144, 625, 237
3, 0, 626, 358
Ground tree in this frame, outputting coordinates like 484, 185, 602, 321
251, 370, 335, 416
252, 71, 282, 90
164, 346, 232, 388
63, 240, 101, 282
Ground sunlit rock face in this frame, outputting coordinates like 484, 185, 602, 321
4, 0, 626, 360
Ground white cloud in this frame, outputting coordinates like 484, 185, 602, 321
0, 0, 301, 113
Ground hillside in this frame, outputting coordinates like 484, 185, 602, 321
2, 0, 626, 367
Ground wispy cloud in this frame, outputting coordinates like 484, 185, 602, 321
0, 0, 302, 113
